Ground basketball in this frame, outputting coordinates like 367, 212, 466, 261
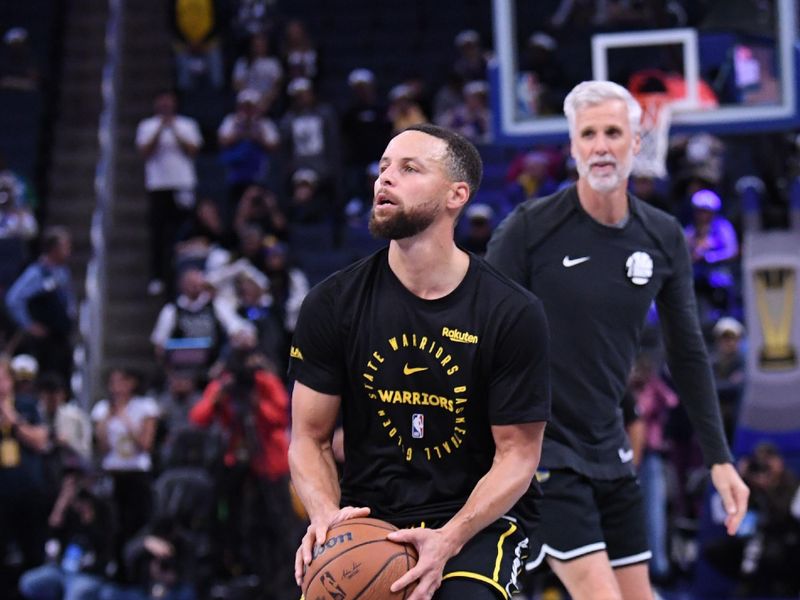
302, 517, 418, 600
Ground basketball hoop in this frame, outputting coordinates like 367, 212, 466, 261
632, 92, 674, 179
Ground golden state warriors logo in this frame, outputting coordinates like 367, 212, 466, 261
361, 331, 470, 462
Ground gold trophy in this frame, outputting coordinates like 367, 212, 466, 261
754, 268, 797, 370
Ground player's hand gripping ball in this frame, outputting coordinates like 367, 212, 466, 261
303, 517, 418, 599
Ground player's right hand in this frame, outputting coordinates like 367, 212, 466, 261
295, 505, 371, 587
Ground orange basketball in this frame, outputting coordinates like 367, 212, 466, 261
303, 517, 418, 600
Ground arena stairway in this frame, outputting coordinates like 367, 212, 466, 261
46, 0, 107, 334
97, 2, 174, 386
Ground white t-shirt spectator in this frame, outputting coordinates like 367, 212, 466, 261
135, 115, 203, 191
232, 56, 283, 97
91, 396, 160, 471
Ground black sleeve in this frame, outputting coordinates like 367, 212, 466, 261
287, 279, 344, 395
488, 295, 550, 424
656, 222, 732, 466
485, 207, 530, 287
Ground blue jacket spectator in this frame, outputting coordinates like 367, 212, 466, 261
5, 227, 76, 382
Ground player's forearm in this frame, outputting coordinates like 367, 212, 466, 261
289, 435, 342, 520
439, 443, 540, 554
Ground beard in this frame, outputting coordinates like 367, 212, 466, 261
368, 198, 440, 240
576, 148, 635, 193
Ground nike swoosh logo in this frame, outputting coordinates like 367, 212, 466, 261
562, 255, 590, 268
403, 363, 428, 375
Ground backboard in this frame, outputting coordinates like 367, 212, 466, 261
491, 0, 800, 145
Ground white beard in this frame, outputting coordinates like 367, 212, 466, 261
577, 148, 635, 193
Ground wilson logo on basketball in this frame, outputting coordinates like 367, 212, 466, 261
312, 532, 354, 560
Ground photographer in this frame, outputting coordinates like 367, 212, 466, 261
188, 347, 295, 595
232, 184, 287, 241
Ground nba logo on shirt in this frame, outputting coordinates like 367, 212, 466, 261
411, 414, 424, 439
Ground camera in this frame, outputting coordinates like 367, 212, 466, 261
223, 350, 258, 411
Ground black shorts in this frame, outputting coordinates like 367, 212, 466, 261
526, 469, 651, 571
436, 516, 529, 599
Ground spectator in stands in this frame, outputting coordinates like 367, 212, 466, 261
629, 353, 678, 583
10, 352, 38, 397
150, 268, 247, 372
0, 354, 48, 594
170, 0, 225, 90
37, 372, 91, 462
136, 91, 203, 297
457, 203, 494, 256
232, 32, 283, 112
156, 369, 201, 458
436, 80, 492, 144
218, 89, 280, 225
19, 477, 113, 600
232, 184, 287, 241
0, 27, 39, 91
260, 237, 309, 338
91, 368, 159, 579
175, 197, 238, 268
518, 32, 569, 116
102, 517, 200, 600
0, 173, 37, 240
0, 172, 34, 341
0, 153, 36, 209
387, 83, 427, 135
706, 442, 800, 597
684, 189, 739, 321
286, 167, 330, 224
232, 271, 286, 372
230, 0, 271, 39
37, 371, 92, 506
204, 224, 271, 304
6, 226, 76, 383
505, 150, 559, 211
432, 72, 466, 124
711, 317, 746, 444
189, 347, 295, 592
341, 68, 391, 200
279, 77, 340, 186
452, 29, 487, 82
280, 19, 318, 82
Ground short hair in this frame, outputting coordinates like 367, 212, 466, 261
563, 80, 642, 138
41, 226, 70, 255
403, 124, 483, 201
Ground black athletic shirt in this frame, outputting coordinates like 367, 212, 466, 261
486, 185, 731, 480
288, 248, 550, 531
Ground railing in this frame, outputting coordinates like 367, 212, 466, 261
79, 0, 122, 406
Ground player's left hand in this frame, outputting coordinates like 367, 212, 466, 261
711, 462, 750, 535
387, 527, 457, 600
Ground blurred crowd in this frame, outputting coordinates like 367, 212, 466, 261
2, 1, 800, 599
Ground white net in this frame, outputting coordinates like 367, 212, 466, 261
632, 94, 673, 179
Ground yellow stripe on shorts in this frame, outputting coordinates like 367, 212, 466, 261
441, 571, 509, 599
493, 521, 517, 580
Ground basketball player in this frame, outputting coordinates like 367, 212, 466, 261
288, 124, 550, 600
485, 80, 749, 600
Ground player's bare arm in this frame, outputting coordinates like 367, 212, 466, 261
288, 381, 370, 584
388, 421, 546, 599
